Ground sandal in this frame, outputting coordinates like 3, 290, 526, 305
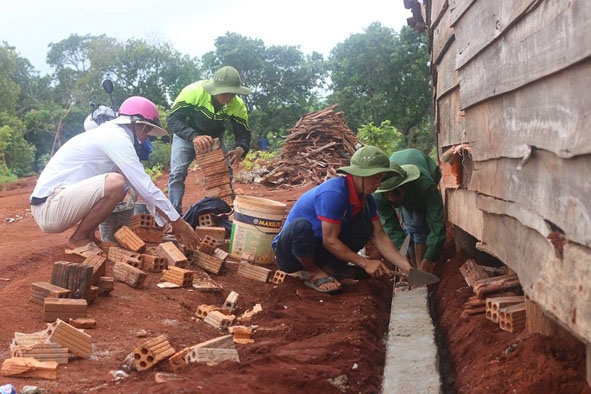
304, 276, 341, 293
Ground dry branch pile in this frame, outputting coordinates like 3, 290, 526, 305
260, 104, 360, 188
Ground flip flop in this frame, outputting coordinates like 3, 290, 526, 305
65, 242, 105, 258
304, 276, 341, 293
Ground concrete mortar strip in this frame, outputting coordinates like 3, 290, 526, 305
382, 287, 441, 393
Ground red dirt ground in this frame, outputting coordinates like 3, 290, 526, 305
0, 171, 589, 394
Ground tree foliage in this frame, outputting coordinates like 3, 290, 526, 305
0, 24, 433, 178
357, 120, 404, 154
328, 24, 433, 151
201, 33, 326, 148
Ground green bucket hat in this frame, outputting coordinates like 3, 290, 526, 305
375, 161, 421, 193
203, 66, 252, 96
337, 146, 398, 177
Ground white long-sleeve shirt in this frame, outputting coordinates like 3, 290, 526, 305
31, 121, 179, 226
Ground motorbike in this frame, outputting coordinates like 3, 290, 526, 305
84, 79, 153, 161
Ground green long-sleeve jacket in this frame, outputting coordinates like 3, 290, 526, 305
167, 81, 251, 154
374, 149, 445, 261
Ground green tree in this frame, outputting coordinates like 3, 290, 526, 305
0, 42, 21, 112
201, 33, 326, 149
0, 114, 36, 177
357, 120, 404, 154
0, 43, 38, 175
328, 24, 433, 151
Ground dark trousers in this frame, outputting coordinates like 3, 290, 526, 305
273, 215, 372, 274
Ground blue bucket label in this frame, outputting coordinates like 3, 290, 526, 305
233, 211, 283, 231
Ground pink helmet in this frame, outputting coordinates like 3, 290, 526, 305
115, 96, 168, 136
118, 96, 161, 126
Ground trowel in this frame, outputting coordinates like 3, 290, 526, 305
393, 267, 440, 287
394, 234, 440, 287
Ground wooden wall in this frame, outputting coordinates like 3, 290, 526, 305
427, 0, 591, 346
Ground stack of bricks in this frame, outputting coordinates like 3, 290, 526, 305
194, 138, 234, 206
50, 261, 94, 301
31, 253, 111, 314
129, 213, 163, 244
485, 296, 525, 324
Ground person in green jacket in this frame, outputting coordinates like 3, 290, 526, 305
373, 148, 445, 273
167, 66, 251, 214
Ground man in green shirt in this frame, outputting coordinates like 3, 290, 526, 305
167, 66, 251, 214
373, 148, 445, 273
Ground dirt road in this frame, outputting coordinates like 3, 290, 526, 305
0, 173, 588, 393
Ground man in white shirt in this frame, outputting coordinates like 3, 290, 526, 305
30, 96, 200, 251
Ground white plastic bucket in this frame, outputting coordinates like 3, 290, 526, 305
229, 195, 286, 265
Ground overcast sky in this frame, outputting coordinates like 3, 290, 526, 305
1, 0, 410, 75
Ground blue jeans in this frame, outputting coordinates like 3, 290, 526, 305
168, 134, 195, 214
273, 216, 372, 274
399, 206, 429, 245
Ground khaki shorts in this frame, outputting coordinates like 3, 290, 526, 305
31, 174, 107, 233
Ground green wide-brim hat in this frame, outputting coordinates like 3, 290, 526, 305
203, 66, 252, 96
375, 162, 421, 193
336, 145, 399, 177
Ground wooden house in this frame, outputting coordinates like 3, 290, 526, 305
404, 0, 591, 384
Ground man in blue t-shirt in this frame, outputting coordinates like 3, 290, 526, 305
272, 145, 416, 293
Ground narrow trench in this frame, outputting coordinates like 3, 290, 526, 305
428, 289, 457, 394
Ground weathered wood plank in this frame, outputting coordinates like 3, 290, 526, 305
475, 193, 548, 238
468, 152, 591, 247
459, 0, 591, 109
429, 0, 448, 28
432, 5, 454, 65
435, 39, 459, 99
445, 189, 483, 241
454, 0, 537, 69
474, 212, 591, 344
436, 88, 466, 147
448, 0, 476, 27
465, 61, 591, 160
